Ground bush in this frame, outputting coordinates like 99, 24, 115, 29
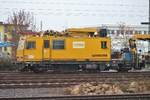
0, 52, 16, 71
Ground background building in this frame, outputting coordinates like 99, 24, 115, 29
0, 22, 13, 58
103, 24, 149, 53
105, 24, 149, 35
0, 22, 31, 59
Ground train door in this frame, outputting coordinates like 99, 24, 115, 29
43, 39, 51, 60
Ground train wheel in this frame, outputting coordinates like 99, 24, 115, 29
20, 66, 30, 72
117, 69, 128, 72
117, 66, 130, 72
97, 64, 110, 72
32, 68, 46, 73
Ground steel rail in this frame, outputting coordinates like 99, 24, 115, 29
1, 93, 150, 100
0, 71, 150, 88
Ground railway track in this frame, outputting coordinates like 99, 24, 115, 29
1, 93, 150, 100
0, 71, 150, 88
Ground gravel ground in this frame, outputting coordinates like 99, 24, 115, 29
0, 88, 65, 98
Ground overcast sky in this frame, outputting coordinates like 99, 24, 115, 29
0, 0, 148, 31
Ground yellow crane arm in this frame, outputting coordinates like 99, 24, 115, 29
66, 28, 98, 33
133, 34, 150, 40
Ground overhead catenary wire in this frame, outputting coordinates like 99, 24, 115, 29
0, 0, 147, 16
0, 0, 148, 31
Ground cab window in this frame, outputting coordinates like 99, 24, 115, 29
52, 40, 65, 50
44, 40, 49, 48
26, 41, 36, 49
101, 41, 107, 49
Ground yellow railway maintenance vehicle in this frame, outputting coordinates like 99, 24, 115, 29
16, 29, 138, 72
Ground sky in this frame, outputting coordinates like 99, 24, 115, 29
0, 0, 149, 31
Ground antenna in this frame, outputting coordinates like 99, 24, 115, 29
40, 20, 43, 32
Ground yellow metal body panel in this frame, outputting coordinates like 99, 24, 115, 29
24, 37, 43, 61
16, 50, 24, 61
17, 36, 111, 62
51, 37, 111, 61
17, 37, 43, 62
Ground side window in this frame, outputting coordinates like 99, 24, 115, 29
101, 41, 107, 49
44, 40, 49, 48
52, 40, 65, 50
26, 41, 36, 49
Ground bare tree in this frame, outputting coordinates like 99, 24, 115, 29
118, 22, 134, 36
7, 10, 35, 32
117, 22, 135, 48
118, 22, 126, 35
6, 10, 36, 60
